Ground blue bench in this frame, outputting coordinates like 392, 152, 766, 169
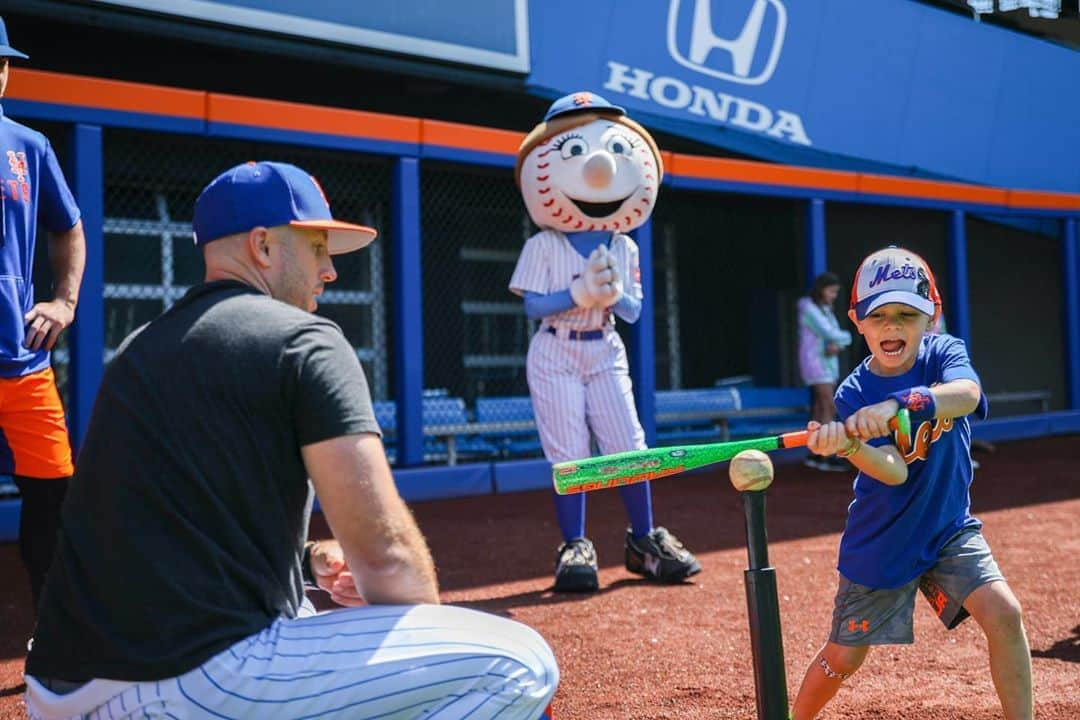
375, 397, 501, 465
475, 396, 544, 458
655, 387, 740, 444
653, 386, 808, 444
472, 386, 806, 456
475, 390, 748, 456
727, 387, 808, 438
374, 387, 810, 464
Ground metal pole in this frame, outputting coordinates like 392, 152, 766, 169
392, 157, 424, 466
804, 198, 827, 290
66, 123, 104, 451
630, 219, 657, 447
741, 489, 789, 720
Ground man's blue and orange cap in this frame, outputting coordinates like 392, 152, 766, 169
193, 161, 376, 254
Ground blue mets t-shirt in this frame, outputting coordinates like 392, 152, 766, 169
0, 104, 81, 377
834, 333, 989, 589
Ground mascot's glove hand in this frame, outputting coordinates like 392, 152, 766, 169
583, 247, 613, 301
571, 246, 608, 308
586, 246, 622, 307
595, 265, 623, 307
570, 275, 597, 308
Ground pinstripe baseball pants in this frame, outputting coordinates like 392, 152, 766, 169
26, 604, 558, 720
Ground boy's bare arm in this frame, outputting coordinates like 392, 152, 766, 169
820, 379, 980, 486
846, 439, 907, 485
928, 378, 982, 418
807, 420, 908, 485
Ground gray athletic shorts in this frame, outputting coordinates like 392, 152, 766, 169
829, 527, 1004, 646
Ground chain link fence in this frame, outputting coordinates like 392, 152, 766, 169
966, 214, 1065, 414
17, 123, 1067, 478
101, 129, 391, 392
419, 161, 542, 461
652, 190, 804, 389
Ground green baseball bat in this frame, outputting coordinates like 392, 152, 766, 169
552, 409, 910, 495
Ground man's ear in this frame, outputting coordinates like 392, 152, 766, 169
247, 227, 273, 268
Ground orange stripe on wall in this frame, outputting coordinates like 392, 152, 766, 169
1006, 189, 1080, 212
6, 69, 1080, 212
7, 69, 205, 119
208, 94, 421, 145
659, 151, 675, 179
857, 173, 1010, 206
670, 154, 859, 193
421, 120, 520, 155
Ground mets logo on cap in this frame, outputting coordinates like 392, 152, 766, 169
851, 246, 940, 320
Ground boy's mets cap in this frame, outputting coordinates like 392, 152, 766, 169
193, 161, 376, 254
850, 246, 940, 320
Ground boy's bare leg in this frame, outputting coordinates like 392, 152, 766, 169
964, 581, 1033, 720
791, 642, 868, 720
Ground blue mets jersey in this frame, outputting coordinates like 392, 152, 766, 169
835, 333, 989, 589
0, 104, 80, 377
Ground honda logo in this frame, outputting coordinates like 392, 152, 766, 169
667, 0, 786, 85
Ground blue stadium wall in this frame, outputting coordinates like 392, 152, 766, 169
0, 1, 1078, 541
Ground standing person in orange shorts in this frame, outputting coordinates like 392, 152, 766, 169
0, 16, 86, 613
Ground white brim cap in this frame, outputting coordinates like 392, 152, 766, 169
855, 289, 936, 320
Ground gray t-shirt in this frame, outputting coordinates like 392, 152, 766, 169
27, 280, 380, 681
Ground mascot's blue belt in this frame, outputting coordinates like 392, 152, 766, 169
545, 326, 604, 341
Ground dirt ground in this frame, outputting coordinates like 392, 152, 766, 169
1, 434, 1077, 719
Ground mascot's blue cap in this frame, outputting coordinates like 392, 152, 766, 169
543, 91, 625, 122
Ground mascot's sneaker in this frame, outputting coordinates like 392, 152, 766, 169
624, 527, 702, 583
554, 537, 599, 592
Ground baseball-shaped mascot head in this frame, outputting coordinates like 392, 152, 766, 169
516, 91, 663, 233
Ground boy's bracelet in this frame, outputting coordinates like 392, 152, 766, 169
837, 437, 861, 458
887, 385, 936, 426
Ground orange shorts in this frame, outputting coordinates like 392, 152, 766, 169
0, 367, 74, 478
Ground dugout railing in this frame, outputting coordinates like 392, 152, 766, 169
0, 67, 1077, 530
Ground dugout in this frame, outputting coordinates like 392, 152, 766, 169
1, 1, 1078, 526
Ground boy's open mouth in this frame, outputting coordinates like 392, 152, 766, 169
880, 339, 905, 357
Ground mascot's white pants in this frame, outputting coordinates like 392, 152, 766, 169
526, 327, 646, 463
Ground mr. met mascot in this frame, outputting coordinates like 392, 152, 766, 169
509, 92, 701, 592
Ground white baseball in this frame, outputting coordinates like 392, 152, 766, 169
728, 450, 774, 492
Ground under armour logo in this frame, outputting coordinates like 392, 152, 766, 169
847, 618, 870, 633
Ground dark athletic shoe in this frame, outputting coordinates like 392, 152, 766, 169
624, 527, 702, 583
554, 537, 599, 592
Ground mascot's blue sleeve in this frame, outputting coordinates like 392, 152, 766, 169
613, 294, 641, 324
524, 291, 642, 324
524, 290, 575, 320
